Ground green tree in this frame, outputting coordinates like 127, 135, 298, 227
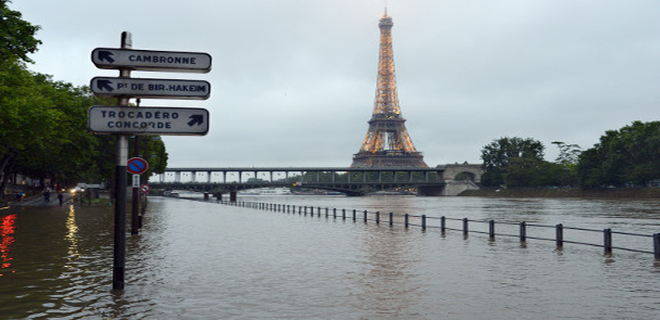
1, 0, 42, 63
480, 137, 545, 187
550, 141, 581, 186
577, 121, 660, 188
0, 1, 169, 196
0, 62, 60, 177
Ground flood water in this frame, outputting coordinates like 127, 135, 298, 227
1, 195, 659, 319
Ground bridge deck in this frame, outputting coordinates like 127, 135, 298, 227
151, 167, 447, 196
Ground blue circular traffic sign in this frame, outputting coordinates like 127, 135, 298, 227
127, 157, 148, 175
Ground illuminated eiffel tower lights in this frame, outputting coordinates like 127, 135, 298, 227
351, 12, 427, 168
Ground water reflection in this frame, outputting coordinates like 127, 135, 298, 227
350, 196, 426, 318
353, 227, 425, 318
64, 205, 79, 264
1, 214, 17, 275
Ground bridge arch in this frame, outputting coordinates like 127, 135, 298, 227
442, 163, 483, 183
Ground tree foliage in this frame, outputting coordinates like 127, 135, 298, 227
1, 0, 42, 63
1, 61, 169, 191
1, 3, 168, 195
480, 137, 545, 187
480, 122, 659, 190
577, 121, 660, 188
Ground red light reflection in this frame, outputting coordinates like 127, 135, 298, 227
1, 214, 17, 275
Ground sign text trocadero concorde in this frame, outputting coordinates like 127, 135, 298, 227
88, 105, 209, 135
90, 77, 211, 100
91, 48, 211, 73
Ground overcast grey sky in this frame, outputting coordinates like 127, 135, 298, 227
13, 0, 660, 167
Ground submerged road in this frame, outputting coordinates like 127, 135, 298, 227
3, 192, 74, 208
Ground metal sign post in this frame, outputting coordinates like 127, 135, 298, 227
112, 31, 132, 291
91, 32, 212, 292
126, 156, 148, 235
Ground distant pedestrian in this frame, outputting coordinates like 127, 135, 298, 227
58, 193, 64, 206
16, 192, 23, 202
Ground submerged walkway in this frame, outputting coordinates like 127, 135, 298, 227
1, 193, 73, 209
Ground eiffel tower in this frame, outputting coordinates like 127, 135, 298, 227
351, 12, 427, 168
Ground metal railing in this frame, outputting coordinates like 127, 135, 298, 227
172, 196, 660, 259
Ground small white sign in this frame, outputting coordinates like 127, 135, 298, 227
132, 174, 140, 188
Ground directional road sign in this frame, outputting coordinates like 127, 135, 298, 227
91, 48, 212, 73
127, 157, 148, 175
90, 77, 211, 100
88, 106, 210, 136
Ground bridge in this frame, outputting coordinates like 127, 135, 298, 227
148, 163, 483, 197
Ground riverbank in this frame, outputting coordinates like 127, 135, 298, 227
459, 187, 660, 199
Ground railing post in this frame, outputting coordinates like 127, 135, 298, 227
352, 209, 356, 222
556, 224, 564, 248
421, 215, 426, 230
520, 221, 527, 243
333, 208, 336, 219
318, 207, 322, 218
389, 212, 393, 226
463, 218, 469, 236
376, 211, 380, 224
489, 220, 495, 240
604, 228, 613, 255
440, 216, 445, 233
325, 207, 329, 218
342, 209, 346, 220
654, 233, 660, 260
404, 214, 409, 228
363, 210, 368, 223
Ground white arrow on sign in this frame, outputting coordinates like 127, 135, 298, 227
92, 48, 212, 73
88, 106, 210, 136
90, 77, 211, 100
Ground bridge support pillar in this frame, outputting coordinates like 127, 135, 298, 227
215, 193, 222, 201
417, 185, 445, 196
230, 191, 237, 202
203, 193, 210, 201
